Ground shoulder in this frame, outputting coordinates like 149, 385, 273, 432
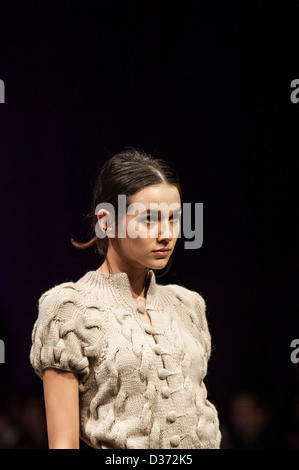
38, 280, 76, 305
164, 282, 206, 310
36, 276, 101, 328
163, 282, 211, 357
161, 282, 207, 330
37, 281, 79, 321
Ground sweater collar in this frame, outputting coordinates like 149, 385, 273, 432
77, 268, 159, 311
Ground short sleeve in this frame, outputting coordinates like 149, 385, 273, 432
30, 284, 101, 381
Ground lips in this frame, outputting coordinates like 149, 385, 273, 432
153, 248, 171, 252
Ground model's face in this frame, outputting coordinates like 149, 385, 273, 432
114, 184, 181, 270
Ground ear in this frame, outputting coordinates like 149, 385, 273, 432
97, 209, 110, 232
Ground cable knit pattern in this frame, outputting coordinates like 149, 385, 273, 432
30, 269, 221, 449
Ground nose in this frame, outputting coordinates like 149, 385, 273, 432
157, 218, 173, 241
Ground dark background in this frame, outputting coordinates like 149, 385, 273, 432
0, 1, 298, 449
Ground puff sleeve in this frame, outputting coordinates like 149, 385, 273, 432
30, 284, 103, 382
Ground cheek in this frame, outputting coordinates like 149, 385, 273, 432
119, 229, 151, 254
129, 234, 152, 251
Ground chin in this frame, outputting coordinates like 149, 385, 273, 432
148, 260, 169, 269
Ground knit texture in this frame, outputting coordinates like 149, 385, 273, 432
30, 269, 221, 449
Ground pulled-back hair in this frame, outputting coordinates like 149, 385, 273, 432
71, 148, 182, 277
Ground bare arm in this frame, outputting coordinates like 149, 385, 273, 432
42, 368, 80, 449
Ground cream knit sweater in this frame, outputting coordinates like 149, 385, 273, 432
30, 269, 221, 449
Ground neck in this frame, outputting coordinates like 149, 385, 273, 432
97, 262, 150, 300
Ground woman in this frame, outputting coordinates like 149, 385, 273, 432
30, 148, 221, 449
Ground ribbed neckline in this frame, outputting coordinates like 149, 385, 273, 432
76, 269, 160, 311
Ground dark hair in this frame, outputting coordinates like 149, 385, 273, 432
71, 148, 182, 277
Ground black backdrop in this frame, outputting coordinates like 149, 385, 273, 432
0, 1, 298, 449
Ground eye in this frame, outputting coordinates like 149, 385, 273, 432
140, 213, 181, 224
139, 216, 158, 224
147, 215, 158, 223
